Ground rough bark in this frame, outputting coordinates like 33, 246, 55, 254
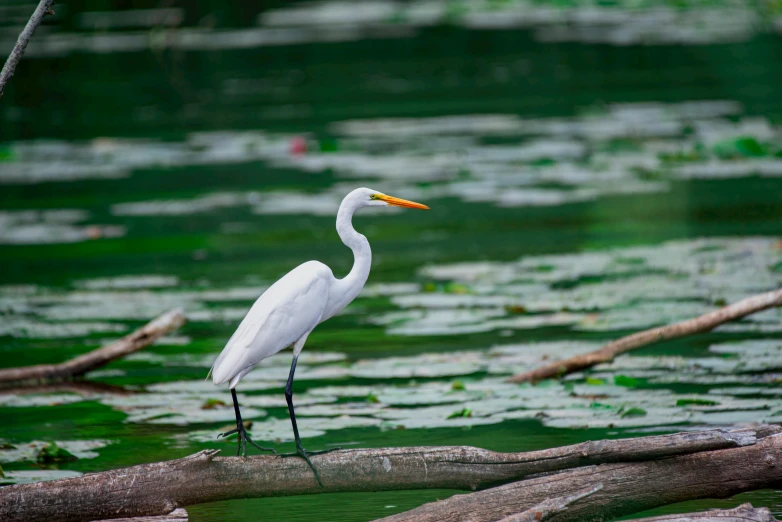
623, 503, 778, 521
0, 309, 186, 385
497, 484, 604, 522
377, 433, 782, 522
94, 510, 188, 522
0, 426, 778, 522
508, 288, 782, 384
0, 0, 56, 98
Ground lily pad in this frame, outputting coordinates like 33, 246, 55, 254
0, 440, 111, 463
1, 469, 83, 485
0, 393, 87, 408
36, 442, 78, 463
350, 351, 485, 379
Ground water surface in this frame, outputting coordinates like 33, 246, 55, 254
2, 2, 782, 520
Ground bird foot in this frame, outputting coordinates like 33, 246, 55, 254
217, 422, 277, 457
279, 444, 341, 487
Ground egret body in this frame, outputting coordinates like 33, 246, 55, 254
210, 187, 428, 484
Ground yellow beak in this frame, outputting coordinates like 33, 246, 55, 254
377, 194, 429, 210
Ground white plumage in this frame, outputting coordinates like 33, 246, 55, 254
211, 261, 332, 388
208, 187, 428, 479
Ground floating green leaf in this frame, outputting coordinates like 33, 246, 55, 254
201, 399, 227, 410
444, 283, 471, 294
620, 407, 647, 418
36, 442, 78, 464
713, 136, 768, 159
614, 375, 639, 387
447, 408, 472, 419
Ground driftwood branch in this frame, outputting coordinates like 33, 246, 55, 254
508, 287, 782, 384
623, 503, 778, 521
0, 426, 778, 522
497, 483, 604, 522
0, 0, 56, 98
0, 309, 186, 385
378, 432, 782, 522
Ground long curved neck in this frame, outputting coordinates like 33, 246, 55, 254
324, 201, 372, 319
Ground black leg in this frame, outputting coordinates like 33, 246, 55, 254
279, 355, 340, 486
217, 388, 276, 457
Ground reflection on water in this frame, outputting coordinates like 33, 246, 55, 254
2, 1, 782, 520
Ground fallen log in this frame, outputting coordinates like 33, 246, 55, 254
0, 309, 186, 386
623, 503, 778, 521
497, 484, 604, 522
376, 432, 782, 522
508, 287, 782, 384
0, 426, 778, 522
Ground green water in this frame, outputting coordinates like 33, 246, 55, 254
2, 2, 782, 520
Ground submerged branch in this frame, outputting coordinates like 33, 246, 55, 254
508, 287, 782, 384
377, 433, 782, 522
0, 309, 186, 386
0, 0, 56, 98
0, 426, 777, 522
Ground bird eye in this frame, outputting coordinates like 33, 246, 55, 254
370, 194, 376, 200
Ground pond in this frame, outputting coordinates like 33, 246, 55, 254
2, 1, 782, 520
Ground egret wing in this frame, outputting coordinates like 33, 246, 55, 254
211, 261, 332, 387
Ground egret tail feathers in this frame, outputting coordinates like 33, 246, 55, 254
210, 347, 233, 385
211, 343, 254, 386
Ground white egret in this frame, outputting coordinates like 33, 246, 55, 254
210, 187, 429, 484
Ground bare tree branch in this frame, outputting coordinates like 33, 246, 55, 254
508, 288, 782, 384
377, 433, 782, 522
497, 483, 604, 522
622, 503, 778, 521
0, 0, 56, 99
0, 426, 777, 522
0, 309, 186, 385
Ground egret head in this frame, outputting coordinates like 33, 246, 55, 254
346, 187, 429, 210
